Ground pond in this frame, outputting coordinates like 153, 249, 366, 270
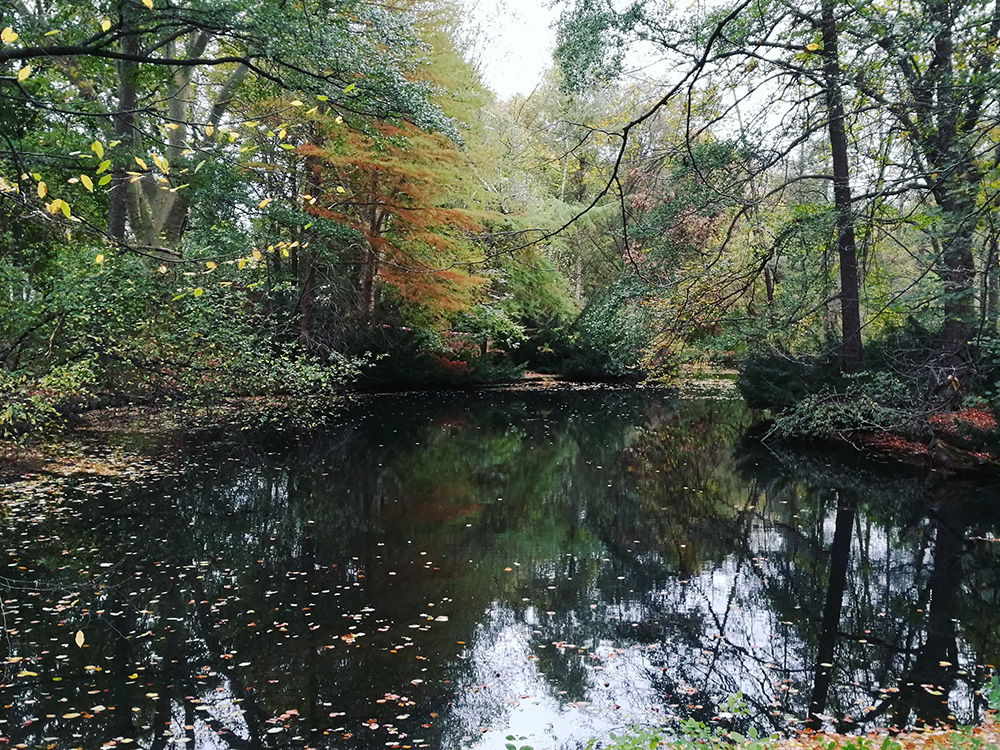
1, 389, 1000, 750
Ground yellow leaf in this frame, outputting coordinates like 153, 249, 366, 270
157, 265, 167, 274
75, 630, 85, 648
252, 249, 262, 261
134, 156, 148, 170
805, 42, 821, 51
37, 181, 47, 198
100, 18, 111, 32
336, 185, 346, 194
205, 260, 217, 270
150, 153, 169, 173
192, 287, 203, 297
80, 174, 93, 192
204, 125, 214, 137
95, 254, 104, 264
335, 116, 343, 124
258, 198, 272, 209
194, 159, 207, 173
59, 200, 71, 218
2, 27, 18, 43
163, 123, 179, 130
98, 174, 112, 186
17, 65, 31, 82
278, 129, 287, 139
237, 257, 245, 270
289, 99, 304, 107
141, 0, 153, 8
62, 712, 80, 719
96, 159, 111, 174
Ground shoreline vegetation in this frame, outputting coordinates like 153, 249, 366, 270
586, 723, 1000, 750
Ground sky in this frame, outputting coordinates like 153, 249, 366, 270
460, 0, 562, 100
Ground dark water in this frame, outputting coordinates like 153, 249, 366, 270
2, 390, 1000, 749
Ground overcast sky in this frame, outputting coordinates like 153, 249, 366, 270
460, 0, 562, 99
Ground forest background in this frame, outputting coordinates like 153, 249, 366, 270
4, 0, 1000, 443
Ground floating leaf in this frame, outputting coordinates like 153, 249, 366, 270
75, 630, 85, 647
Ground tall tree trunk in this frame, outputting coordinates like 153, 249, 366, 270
359, 180, 384, 320
820, 0, 862, 372
985, 214, 999, 336
108, 2, 138, 241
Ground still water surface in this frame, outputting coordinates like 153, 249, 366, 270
2, 390, 1000, 749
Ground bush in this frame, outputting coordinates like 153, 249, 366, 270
738, 350, 841, 410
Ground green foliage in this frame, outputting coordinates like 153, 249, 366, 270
557, 282, 653, 380
738, 350, 840, 410
505, 735, 534, 750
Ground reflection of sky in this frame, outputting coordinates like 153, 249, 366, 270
440, 501, 990, 747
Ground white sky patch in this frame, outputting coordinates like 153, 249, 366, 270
461, 0, 561, 99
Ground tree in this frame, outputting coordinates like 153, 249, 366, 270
0, 0, 449, 253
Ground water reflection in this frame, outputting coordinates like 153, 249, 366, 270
0, 390, 999, 749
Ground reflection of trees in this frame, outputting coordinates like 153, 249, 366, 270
4, 393, 1000, 748
740, 440, 1000, 730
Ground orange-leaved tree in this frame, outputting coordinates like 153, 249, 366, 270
300, 115, 487, 325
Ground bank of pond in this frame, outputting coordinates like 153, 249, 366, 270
1, 389, 999, 749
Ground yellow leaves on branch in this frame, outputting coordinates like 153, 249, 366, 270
46, 198, 70, 218
91, 141, 104, 159
80, 174, 93, 192
150, 152, 169, 173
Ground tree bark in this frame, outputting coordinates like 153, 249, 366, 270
819, 0, 862, 372
108, 2, 138, 241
